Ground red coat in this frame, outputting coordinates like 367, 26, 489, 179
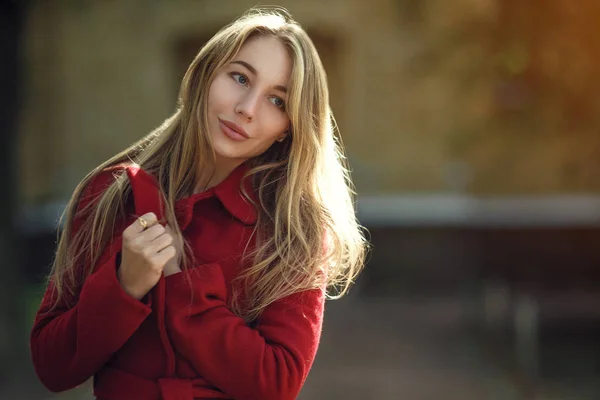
30, 163, 325, 400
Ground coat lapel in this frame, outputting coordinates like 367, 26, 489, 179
124, 164, 177, 376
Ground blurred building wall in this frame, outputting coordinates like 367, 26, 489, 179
18, 0, 370, 206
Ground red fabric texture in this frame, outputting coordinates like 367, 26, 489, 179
30, 163, 325, 400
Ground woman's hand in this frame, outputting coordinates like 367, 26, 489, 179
163, 224, 183, 277
118, 212, 179, 300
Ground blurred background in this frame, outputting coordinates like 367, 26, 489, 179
2, 0, 600, 398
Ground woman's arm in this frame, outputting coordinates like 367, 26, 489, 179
164, 263, 325, 400
30, 170, 152, 393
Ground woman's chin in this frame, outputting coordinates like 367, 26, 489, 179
213, 146, 248, 164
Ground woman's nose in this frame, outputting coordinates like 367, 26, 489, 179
235, 91, 259, 121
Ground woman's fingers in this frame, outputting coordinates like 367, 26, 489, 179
156, 245, 177, 264
164, 223, 183, 254
124, 212, 160, 237
149, 231, 174, 253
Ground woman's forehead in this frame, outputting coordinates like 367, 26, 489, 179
233, 36, 292, 87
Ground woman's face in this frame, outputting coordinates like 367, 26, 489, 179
206, 35, 292, 166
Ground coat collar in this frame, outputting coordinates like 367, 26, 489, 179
125, 162, 258, 229
175, 164, 258, 230
211, 162, 258, 226
125, 164, 165, 221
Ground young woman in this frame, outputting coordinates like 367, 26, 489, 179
30, 8, 367, 400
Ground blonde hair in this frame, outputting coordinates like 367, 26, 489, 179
50, 7, 368, 322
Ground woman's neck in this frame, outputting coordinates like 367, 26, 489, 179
192, 158, 244, 195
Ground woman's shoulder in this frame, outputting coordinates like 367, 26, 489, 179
71, 162, 134, 236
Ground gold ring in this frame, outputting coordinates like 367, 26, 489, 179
138, 217, 148, 229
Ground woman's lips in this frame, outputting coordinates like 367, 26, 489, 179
219, 119, 249, 141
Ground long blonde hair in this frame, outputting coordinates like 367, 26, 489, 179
51, 8, 368, 322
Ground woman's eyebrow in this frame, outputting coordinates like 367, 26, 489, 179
231, 60, 257, 75
231, 60, 288, 94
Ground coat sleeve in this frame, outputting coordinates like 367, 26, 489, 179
30, 169, 152, 393
164, 263, 325, 400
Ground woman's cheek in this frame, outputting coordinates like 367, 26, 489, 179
270, 112, 290, 135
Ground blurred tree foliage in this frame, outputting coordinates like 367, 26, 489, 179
454, 0, 600, 193
394, 0, 600, 193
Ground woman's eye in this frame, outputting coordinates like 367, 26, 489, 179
270, 97, 286, 109
231, 73, 248, 85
